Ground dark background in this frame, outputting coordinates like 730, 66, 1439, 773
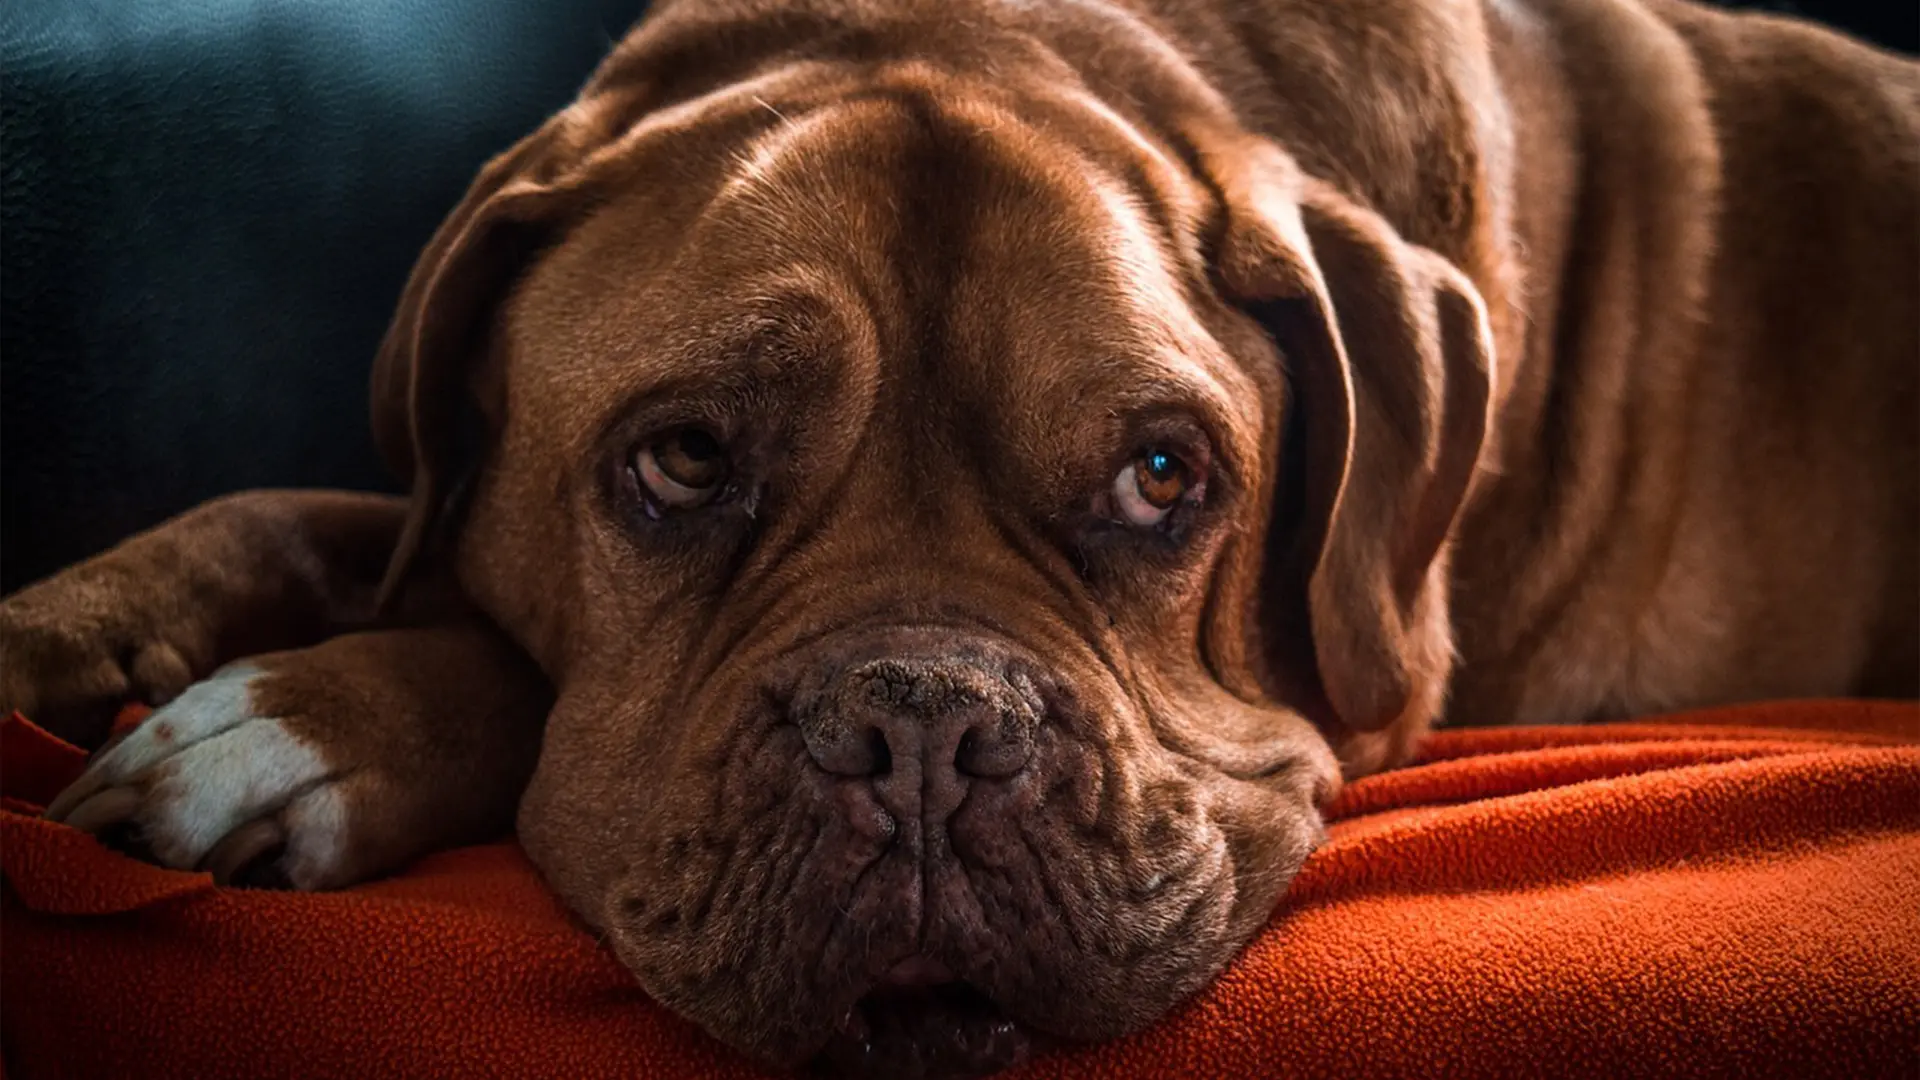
1, 0, 1913, 593
1751, 0, 1916, 52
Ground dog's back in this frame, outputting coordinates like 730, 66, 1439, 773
1440, 0, 1918, 720
1120, 0, 1919, 720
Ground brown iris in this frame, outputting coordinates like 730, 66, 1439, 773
1135, 450, 1189, 507
1111, 448, 1193, 527
634, 428, 728, 509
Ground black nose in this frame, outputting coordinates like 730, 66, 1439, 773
799, 657, 1038, 785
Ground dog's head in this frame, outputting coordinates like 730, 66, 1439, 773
368, 11, 1491, 1076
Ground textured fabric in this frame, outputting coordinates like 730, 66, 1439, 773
3, 700, 1915, 1078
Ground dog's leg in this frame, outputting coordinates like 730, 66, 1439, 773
1, 490, 407, 746
43, 619, 551, 889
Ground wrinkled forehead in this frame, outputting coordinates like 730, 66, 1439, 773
510, 71, 1264, 462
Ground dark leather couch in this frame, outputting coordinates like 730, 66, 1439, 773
0, 0, 647, 592
0, 0, 1910, 594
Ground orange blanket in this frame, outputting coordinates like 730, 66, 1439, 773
4, 701, 1917, 1079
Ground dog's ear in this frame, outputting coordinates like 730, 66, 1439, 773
367, 107, 611, 610
1205, 138, 1495, 735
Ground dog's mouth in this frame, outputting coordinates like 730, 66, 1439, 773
809, 959, 1033, 1079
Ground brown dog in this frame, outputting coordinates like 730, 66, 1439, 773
6, 0, 1915, 1075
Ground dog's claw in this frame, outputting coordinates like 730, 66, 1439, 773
201, 818, 290, 886
53, 786, 142, 833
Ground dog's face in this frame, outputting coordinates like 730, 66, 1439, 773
370, 55, 1491, 1080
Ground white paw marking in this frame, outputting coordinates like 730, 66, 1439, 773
92, 662, 260, 777
279, 784, 351, 886
56, 662, 351, 884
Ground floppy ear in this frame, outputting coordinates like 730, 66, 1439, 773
1208, 139, 1495, 734
368, 112, 602, 610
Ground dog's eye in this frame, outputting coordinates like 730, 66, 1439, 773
633, 428, 728, 510
1111, 448, 1193, 527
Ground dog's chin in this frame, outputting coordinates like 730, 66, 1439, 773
808, 959, 1037, 1080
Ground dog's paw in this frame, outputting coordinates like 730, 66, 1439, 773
42, 626, 544, 891
44, 662, 368, 889
0, 575, 209, 745
0, 490, 401, 749
0, 493, 309, 747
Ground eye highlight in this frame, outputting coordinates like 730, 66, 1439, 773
632, 428, 729, 512
1109, 447, 1200, 528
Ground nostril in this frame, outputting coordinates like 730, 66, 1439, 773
953, 711, 1034, 779
798, 658, 1042, 783
800, 716, 896, 778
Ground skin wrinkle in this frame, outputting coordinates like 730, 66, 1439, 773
978, 503, 1098, 626
751, 804, 821, 943
640, 394, 880, 689
704, 736, 872, 994
1081, 733, 1129, 852
685, 770, 752, 937
1018, 825, 1091, 956
815, 828, 895, 976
